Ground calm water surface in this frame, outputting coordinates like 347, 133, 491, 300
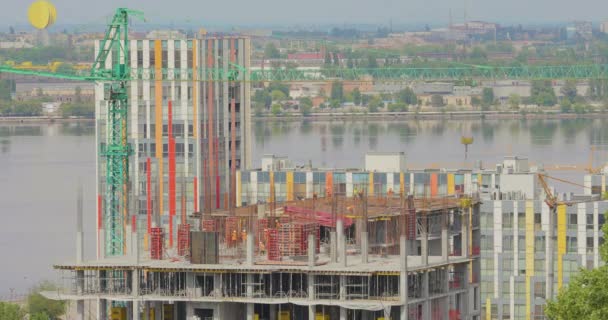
2, 118, 608, 295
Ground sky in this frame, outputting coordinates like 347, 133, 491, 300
2, 0, 608, 29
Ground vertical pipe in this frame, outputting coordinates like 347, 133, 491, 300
76, 185, 84, 264
193, 177, 198, 212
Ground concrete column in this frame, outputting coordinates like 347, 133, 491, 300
339, 275, 346, 300
246, 303, 254, 320
441, 211, 449, 262
132, 269, 140, 320
308, 273, 315, 320
97, 298, 107, 320
461, 214, 468, 257
76, 300, 84, 320
246, 234, 254, 265
214, 274, 223, 297
268, 304, 277, 320
330, 231, 337, 263
269, 304, 277, 320
341, 235, 347, 267
361, 231, 369, 264
99, 228, 106, 260
133, 230, 140, 264
421, 217, 428, 266
422, 272, 429, 320
340, 307, 347, 320
337, 219, 344, 264
309, 306, 315, 320
308, 233, 316, 267
246, 274, 253, 298
400, 236, 408, 320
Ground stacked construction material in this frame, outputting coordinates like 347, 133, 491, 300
267, 229, 279, 261
177, 224, 191, 256
278, 222, 320, 257
201, 219, 216, 232
151, 227, 164, 260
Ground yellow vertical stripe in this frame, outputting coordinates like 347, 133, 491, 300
486, 297, 492, 320
557, 204, 567, 290
192, 39, 198, 138
154, 40, 163, 216
400, 172, 405, 196
447, 173, 455, 195
236, 171, 241, 207
478, 174, 482, 187
369, 172, 374, 195
286, 172, 294, 201
525, 200, 535, 320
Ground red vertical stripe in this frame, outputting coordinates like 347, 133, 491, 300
132, 215, 137, 233
168, 101, 176, 248
215, 137, 220, 209
97, 194, 102, 230
146, 157, 151, 233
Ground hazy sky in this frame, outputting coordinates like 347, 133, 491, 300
2, 0, 608, 28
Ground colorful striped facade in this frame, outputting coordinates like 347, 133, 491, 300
94, 35, 252, 256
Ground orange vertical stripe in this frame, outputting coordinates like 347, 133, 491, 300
325, 172, 333, 196
154, 40, 163, 217
430, 173, 438, 196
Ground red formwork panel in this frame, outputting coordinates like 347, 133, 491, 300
406, 209, 417, 240
150, 227, 164, 260
177, 224, 191, 256
202, 219, 216, 232
267, 229, 280, 261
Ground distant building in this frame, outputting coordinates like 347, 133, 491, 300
15, 82, 94, 103
566, 21, 593, 40
601, 21, 608, 34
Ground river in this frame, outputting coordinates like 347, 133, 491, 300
1, 118, 606, 296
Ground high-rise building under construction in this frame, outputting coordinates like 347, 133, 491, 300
93, 33, 252, 256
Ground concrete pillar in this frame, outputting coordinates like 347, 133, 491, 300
400, 236, 408, 320
269, 304, 277, 320
442, 211, 449, 262
337, 219, 344, 263
76, 300, 84, 320
421, 217, 428, 266
341, 235, 347, 267
340, 307, 347, 320
132, 269, 140, 320
422, 272, 429, 320
97, 298, 107, 320
330, 231, 337, 263
133, 230, 140, 264
309, 306, 315, 320
246, 234, 254, 265
99, 228, 106, 260
339, 275, 346, 300
308, 233, 316, 267
246, 303, 254, 320
461, 210, 469, 257
361, 231, 368, 264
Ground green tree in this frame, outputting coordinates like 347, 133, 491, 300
396, 87, 417, 105
330, 81, 344, 102
352, 88, 362, 105
531, 80, 557, 106
60, 103, 94, 118
264, 43, 280, 59
0, 301, 25, 320
299, 97, 312, 116
0, 79, 14, 100
482, 88, 495, 107
469, 46, 487, 61
28, 281, 66, 319
471, 96, 481, 107
508, 94, 521, 109
546, 212, 608, 319
329, 99, 341, 109
387, 102, 407, 112
431, 94, 445, 108
366, 55, 378, 68
74, 86, 82, 103
560, 99, 572, 113
254, 102, 264, 117
271, 103, 282, 116
368, 95, 383, 112
561, 80, 578, 102
270, 89, 287, 102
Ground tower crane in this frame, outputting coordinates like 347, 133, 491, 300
537, 173, 601, 300
0, 8, 144, 257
